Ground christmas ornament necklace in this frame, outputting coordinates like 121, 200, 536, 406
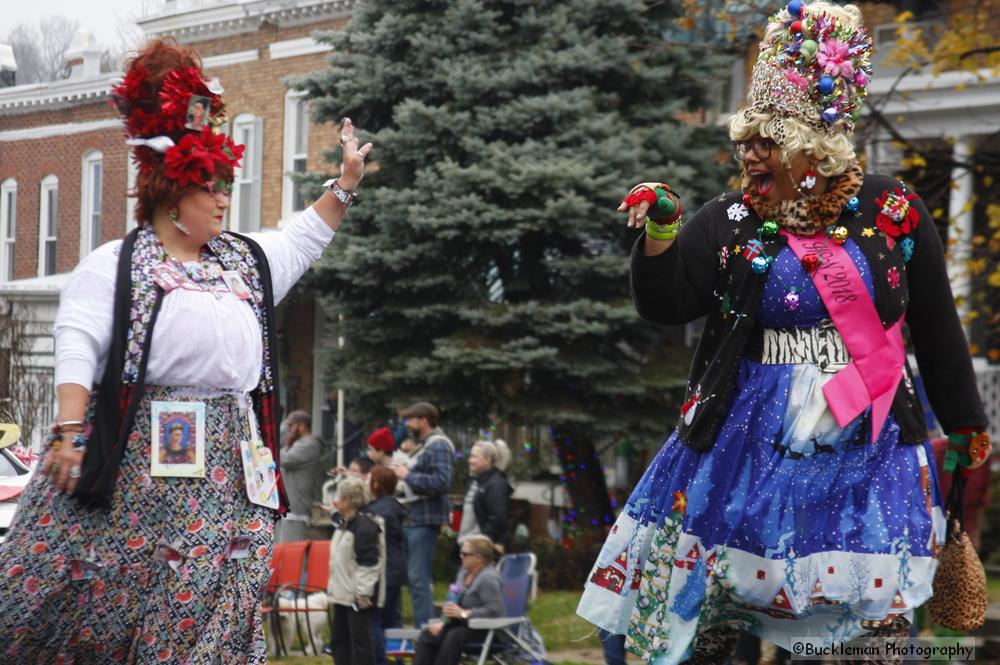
739, 192, 833, 311
769, 263, 810, 311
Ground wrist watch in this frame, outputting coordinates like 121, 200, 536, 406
323, 178, 359, 209
461, 609, 470, 620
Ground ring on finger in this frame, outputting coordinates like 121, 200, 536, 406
69, 465, 82, 479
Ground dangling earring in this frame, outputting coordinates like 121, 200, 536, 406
799, 168, 817, 191
169, 210, 191, 236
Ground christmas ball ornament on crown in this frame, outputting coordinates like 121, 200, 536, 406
830, 226, 849, 244
752, 256, 771, 274
761, 220, 780, 236
799, 39, 818, 61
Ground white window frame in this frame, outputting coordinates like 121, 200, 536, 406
230, 113, 264, 232
282, 91, 310, 221
38, 175, 58, 277
80, 150, 103, 257
0, 178, 16, 282
125, 155, 138, 232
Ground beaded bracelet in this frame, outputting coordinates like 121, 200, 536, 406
943, 430, 991, 471
46, 421, 92, 452
645, 217, 682, 242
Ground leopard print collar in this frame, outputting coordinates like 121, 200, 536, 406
742, 164, 864, 236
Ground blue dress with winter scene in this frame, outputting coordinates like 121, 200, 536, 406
576, 240, 945, 663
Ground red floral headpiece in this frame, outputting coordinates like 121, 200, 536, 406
164, 127, 245, 189
111, 65, 243, 189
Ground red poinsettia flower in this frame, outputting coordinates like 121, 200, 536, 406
110, 66, 148, 122
111, 66, 150, 108
163, 127, 244, 188
874, 188, 920, 238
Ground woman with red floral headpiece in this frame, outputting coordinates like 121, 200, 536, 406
0, 38, 371, 662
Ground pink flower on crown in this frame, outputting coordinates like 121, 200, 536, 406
817, 39, 854, 78
785, 70, 810, 90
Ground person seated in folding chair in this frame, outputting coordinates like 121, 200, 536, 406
414, 535, 504, 665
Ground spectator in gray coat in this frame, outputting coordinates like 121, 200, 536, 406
276, 410, 322, 543
414, 535, 505, 665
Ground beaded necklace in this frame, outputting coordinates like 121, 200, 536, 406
164, 252, 226, 298
174, 258, 223, 283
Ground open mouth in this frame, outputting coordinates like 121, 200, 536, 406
749, 170, 775, 197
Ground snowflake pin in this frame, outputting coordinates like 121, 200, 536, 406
727, 203, 749, 222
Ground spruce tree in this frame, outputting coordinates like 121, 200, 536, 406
292, 0, 730, 534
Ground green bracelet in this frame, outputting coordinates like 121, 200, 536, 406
645, 217, 681, 241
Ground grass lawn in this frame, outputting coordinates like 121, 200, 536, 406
270, 586, 601, 664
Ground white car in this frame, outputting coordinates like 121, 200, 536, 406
0, 446, 34, 544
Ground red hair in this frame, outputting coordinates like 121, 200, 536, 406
369, 466, 398, 499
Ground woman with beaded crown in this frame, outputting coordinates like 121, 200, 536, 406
577, 1, 990, 663
0, 37, 371, 661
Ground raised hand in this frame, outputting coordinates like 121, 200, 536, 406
338, 117, 373, 191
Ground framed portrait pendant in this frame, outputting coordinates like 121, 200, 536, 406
150, 401, 206, 478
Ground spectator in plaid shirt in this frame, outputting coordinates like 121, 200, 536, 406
391, 402, 454, 628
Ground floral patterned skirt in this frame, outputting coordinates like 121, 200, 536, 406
0, 385, 277, 664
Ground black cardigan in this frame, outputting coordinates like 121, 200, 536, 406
632, 173, 986, 451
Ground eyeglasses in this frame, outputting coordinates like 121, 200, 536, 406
201, 182, 234, 201
732, 137, 775, 162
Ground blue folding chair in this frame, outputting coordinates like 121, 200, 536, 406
463, 552, 544, 665
385, 552, 543, 664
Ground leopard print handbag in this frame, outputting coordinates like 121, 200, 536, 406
926, 473, 987, 631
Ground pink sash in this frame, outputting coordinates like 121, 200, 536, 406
780, 231, 904, 442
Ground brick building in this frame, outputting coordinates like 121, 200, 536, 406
0, 0, 353, 446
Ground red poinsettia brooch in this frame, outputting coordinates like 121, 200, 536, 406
874, 188, 919, 238
164, 127, 244, 189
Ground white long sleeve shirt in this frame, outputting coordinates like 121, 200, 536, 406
54, 207, 334, 392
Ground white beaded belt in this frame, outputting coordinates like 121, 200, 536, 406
761, 319, 850, 372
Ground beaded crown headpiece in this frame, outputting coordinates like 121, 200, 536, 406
110, 63, 243, 191
741, 0, 874, 143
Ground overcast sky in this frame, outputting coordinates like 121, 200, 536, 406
1, 1, 234, 51
3, 1, 152, 49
